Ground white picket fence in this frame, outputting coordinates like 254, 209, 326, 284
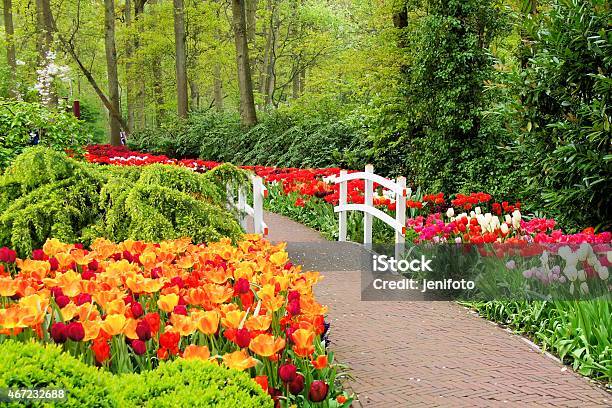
334, 165, 409, 259
227, 175, 268, 236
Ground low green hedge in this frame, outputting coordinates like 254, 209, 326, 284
0, 341, 273, 408
0, 147, 246, 256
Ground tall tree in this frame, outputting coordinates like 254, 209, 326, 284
245, 0, 257, 44
173, 0, 188, 118
125, 0, 135, 132
134, 0, 147, 129
231, 0, 257, 126
213, 62, 224, 111
36, 0, 57, 106
3, 0, 17, 97
104, 0, 122, 145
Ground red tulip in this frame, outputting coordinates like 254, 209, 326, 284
234, 278, 250, 294
288, 374, 305, 395
235, 328, 251, 348
66, 322, 85, 342
55, 295, 70, 308
136, 320, 152, 341
130, 302, 144, 318
278, 363, 297, 383
131, 340, 147, 355
50, 322, 67, 343
308, 380, 329, 402
92, 340, 110, 363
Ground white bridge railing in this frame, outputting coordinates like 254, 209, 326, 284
334, 165, 408, 259
227, 175, 268, 236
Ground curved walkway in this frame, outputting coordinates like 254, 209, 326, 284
261, 211, 611, 407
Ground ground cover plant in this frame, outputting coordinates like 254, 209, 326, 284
0, 236, 352, 406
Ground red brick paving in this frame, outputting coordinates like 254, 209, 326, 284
261, 211, 611, 407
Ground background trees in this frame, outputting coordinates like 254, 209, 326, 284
0, 0, 609, 230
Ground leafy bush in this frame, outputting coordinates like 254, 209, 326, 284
498, 0, 611, 231
0, 341, 273, 408
0, 99, 91, 169
113, 359, 273, 408
0, 340, 117, 407
128, 110, 356, 168
0, 147, 245, 256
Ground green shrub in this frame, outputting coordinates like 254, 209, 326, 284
113, 359, 273, 408
0, 340, 117, 407
0, 341, 273, 408
0, 148, 245, 256
0, 99, 91, 169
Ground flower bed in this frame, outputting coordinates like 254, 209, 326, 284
0, 236, 352, 406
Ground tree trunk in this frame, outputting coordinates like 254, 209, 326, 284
263, 0, 278, 106
134, 0, 146, 130
36, 0, 57, 106
189, 80, 199, 110
231, 0, 257, 126
3, 0, 17, 98
246, 0, 257, 44
173, 0, 188, 118
392, 3, 408, 48
125, 0, 134, 132
104, 0, 122, 145
257, 0, 271, 105
152, 57, 165, 125
213, 62, 224, 112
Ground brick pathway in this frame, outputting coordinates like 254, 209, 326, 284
259, 211, 611, 407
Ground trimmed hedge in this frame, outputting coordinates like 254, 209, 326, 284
0, 341, 273, 408
0, 147, 246, 256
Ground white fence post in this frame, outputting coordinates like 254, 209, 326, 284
363, 165, 374, 249
253, 176, 264, 235
338, 170, 348, 242
395, 176, 407, 260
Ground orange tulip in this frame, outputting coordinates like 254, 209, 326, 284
169, 314, 196, 336
0, 276, 18, 297
194, 310, 219, 335
292, 328, 315, 358
43, 238, 71, 257
249, 333, 285, 357
16, 259, 50, 280
70, 249, 94, 266
101, 314, 127, 336
104, 298, 127, 315
138, 251, 157, 269
183, 345, 211, 361
222, 349, 258, 371
205, 284, 234, 304
123, 318, 139, 340
82, 320, 101, 341
312, 355, 328, 369
245, 314, 272, 332
221, 310, 246, 330
157, 293, 179, 312
269, 251, 289, 267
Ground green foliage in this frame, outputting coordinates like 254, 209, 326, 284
0, 100, 91, 169
0, 340, 118, 407
113, 359, 273, 408
129, 110, 356, 168
499, 0, 611, 231
0, 148, 243, 256
0, 340, 273, 408
467, 300, 612, 381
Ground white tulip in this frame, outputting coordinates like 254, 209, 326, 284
564, 265, 578, 281
607, 251, 612, 263
557, 246, 572, 260
505, 214, 512, 224
597, 266, 609, 280
446, 207, 455, 218
475, 207, 482, 215
580, 282, 589, 295
500, 223, 509, 235
455, 237, 462, 244
577, 269, 586, 282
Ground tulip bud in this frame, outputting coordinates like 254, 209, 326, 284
131, 302, 144, 318
279, 363, 297, 383
289, 374, 305, 395
308, 380, 329, 402
287, 290, 300, 302
136, 320, 152, 341
55, 295, 70, 308
66, 322, 85, 341
81, 269, 96, 280
49, 258, 59, 271
234, 278, 250, 294
173, 305, 188, 316
88, 259, 99, 271
287, 300, 301, 316
50, 322, 67, 343
32, 249, 46, 261
75, 293, 92, 306
235, 328, 251, 348
446, 207, 454, 218
131, 339, 147, 355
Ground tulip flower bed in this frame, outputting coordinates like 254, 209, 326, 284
0, 235, 352, 406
